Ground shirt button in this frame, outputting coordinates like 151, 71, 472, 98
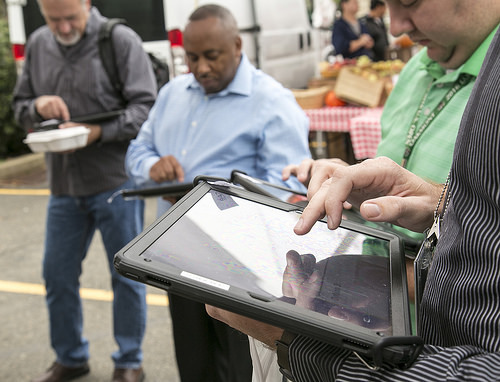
423, 108, 431, 116
192, 121, 197, 127
181, 149, 187, 156
436, 83, 444, 88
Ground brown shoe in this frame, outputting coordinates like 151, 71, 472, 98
32, 361, 90, 382
112, 367, 145, 382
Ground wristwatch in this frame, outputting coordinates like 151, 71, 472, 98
276, 330, 298, 381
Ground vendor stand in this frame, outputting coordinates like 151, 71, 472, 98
293, 55, 406, 162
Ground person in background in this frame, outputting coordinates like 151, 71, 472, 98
207, 21, 500, 381
125, 4, 311, 382
359, 0, 389, 61
331, 0, 374, 59
12, 0, 156, 381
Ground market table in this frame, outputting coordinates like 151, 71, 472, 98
304, 106, 383, 160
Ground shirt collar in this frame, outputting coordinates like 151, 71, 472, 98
418, 24, 499, 81
187, 53, 252, 97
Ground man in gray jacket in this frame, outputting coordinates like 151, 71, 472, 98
12, 0, 156, 381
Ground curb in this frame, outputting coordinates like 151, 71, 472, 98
0, 152, 46, 180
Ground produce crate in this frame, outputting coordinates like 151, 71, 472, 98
334, 67, 386, 108
307, 77, 337, 89
291, 86, 330, 109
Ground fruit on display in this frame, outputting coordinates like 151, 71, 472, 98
319, 56, 405, 80
346, 55, 405, 82
355, 55, 372, 68
317, 55, 406, 107
319, 58, 356, 78
319, 61, 343, 78
371, 59, 405, 73
324, 90, 346, 107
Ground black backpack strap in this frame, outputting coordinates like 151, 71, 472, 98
98, 18, 127, 97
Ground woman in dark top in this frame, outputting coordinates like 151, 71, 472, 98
332, 0, 374, 59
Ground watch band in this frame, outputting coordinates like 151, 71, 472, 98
276, 330, 298, 381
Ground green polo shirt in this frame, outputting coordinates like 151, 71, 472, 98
376, 25, 498, 240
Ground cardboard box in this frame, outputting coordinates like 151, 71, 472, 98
334, 67, 386, 108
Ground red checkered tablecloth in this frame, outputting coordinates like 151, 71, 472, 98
304, 106, 383, 159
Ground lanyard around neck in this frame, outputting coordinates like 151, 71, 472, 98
401, 74, 473, 168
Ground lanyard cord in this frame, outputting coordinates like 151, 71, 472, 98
401, 74, 473, 168
434, 172, 451, 221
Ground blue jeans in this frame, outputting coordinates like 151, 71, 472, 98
42, 180, 146, 368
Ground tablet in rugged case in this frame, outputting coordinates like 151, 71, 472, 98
33, 110, 125, 132
114, 179, 423, 368
106, 182, 193, 205
120, 182, 193, 199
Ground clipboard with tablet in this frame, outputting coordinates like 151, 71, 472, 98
114, 177, 423, 369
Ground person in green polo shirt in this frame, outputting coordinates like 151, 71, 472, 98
372, 25, 498, 243
283, 25, 499, 245
377, 26, 498, 183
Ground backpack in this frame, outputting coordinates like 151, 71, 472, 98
98, 18, 169, 96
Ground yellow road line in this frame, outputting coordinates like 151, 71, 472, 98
0, 280, 168, 306
0, 188, 50, 196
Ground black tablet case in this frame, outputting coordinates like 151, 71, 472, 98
114, 179, 422, 368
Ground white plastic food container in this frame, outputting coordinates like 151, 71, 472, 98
24, 126, 90, 153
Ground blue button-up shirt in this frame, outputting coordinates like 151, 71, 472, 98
126, 53, 311, 214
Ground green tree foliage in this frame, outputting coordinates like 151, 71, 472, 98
0, 16, 29, 158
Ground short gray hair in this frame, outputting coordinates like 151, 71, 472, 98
188, 4, 238, 37
37, 0, 87, 11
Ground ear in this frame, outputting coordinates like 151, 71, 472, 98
235, 36, 242, 54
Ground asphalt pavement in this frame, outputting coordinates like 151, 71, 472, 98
0, 154, 181, 381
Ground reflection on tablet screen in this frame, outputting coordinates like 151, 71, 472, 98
142, 190, 392, 335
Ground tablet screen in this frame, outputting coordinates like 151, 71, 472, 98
141, 189, 393, 335
231, 171, 420, 256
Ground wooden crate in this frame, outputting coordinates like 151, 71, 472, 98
334, 67, 385, 108
307, 77, 337, 89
